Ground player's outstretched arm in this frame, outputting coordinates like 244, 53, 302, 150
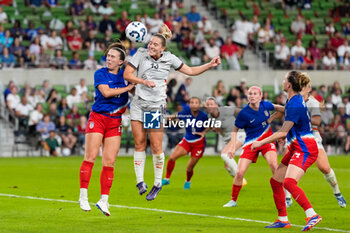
267, 111, 284, 124
98, 83, 135, 98
311, 115, 321, 126
251, 121, 294, 151
273, 104, 285, 112
179, 56, 221, 76
124, 64, 155, 87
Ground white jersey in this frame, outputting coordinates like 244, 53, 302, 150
128, 48, 183, 102
209, 106, 245, 144
306, 96, 324, 150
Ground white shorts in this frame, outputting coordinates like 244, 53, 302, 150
314, 130, 324, 151
223, 129, 246, 145
130, 96, 166, 122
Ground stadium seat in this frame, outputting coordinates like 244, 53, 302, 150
53, 84, 66, 93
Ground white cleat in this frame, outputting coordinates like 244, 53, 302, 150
223, 200, 237, 207
79, 198, 91, 212
96, 200, 110, 216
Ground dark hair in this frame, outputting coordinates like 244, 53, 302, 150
104, 41, 126, 61
190, 96, 201, 102
287, 71, 311, 93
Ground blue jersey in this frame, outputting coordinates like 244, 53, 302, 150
235, 100, 275, 145
285, 94, 316, 154
178, 106, 208, 142
91, 67, 128, 114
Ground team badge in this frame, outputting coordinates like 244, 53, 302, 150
89, 121, 94, 129
264, 110, 269, 116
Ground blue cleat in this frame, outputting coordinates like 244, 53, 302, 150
136, 182, 148, 195
183, 181, 191, 189
286, 197, 293, 208
302, 214, 322, 231
265, 220, 291, 228
335, 193, 347, 208
162, 178, 170, 186
146, 185, 162, 201
223, 200, 237, 207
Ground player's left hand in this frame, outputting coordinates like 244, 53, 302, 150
210, 56, 221, 68
251, 141, 262, 151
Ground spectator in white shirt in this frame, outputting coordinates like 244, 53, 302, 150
0, 6, 8, 23
147, 13, 164, 34
331, 88, 342, 107
197, 16, 212, 35
66, 88, 81, 109
290, 15, 305, 35
97, 1, 115, 16
290, 39, 306, 69
274, 38, 290, 69
75, 78, 88, 96
83, 55, 98, 70
15, 96, 34, 128
251, 15, 261, 34
46, 30, 63, 50
337, 39, 350, 57
28, 103, 44, 134
342, 96, 350, 116
231, 15, 253, 55
6, 86, 20, 114
322, 51, 337, 70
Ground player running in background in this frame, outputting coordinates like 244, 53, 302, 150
205, 97, 247, 185
124, 24, 220, 200
223, 86, 284, 207
162, 97, 210, 189
252, 71, 322, 231
78, 42, 134, 216
284, 84, 346, 208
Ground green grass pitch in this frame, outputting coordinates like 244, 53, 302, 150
0, 155, 349, 233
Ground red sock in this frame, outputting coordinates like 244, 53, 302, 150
79, 160, 94, 189
186, 170, 193, 182
283, 177, 312, 211
165, 160, 175, 179
231, 184, 242, 201
270, 178, 287, 217
100, 166, 114, 195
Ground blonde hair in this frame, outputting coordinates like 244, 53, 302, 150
299, 72, 311, 89
154, 24, 172, 47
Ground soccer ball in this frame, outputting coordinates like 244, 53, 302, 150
125, 21, 147, 43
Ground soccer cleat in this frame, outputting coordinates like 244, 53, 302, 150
79, 197, 91, 212
286, 197, 293, 208
184, 181, 191, 189
242, 178, 248, 187
223, 200, 237, 207
96, 200, 110, 216
162, 178, 170, 186
136, 182, 148, 195
302, 214, 322, 231
146, 185, 162, 201
265, 220, 291, 228
334, 193, 347, 208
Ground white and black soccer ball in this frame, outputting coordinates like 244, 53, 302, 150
125, 21, 147, 43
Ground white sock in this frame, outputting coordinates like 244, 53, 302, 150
221, 153, 238, 177
134, 151, 146, 184
79, 188, 88, 200
100, 194, 109, 202
153, 153, 164, 187
324, 169, 341, 194
285, 189, 292, 199
278, 216, 288, 222
305, 208, 317, 218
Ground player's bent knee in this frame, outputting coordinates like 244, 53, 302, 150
282, 178, 297, 191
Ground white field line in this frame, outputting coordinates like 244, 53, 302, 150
0, 193, 349, 232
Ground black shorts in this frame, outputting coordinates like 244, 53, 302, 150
233, 41, 246, 49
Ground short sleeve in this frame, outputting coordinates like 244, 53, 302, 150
234, 111, 246, 129
309, 98, 321, 117
169, 53, 183, 70
263, 101, 275, 111
94, 69, 108, 88
128, 48, 144, 70
285, 102, 300, 124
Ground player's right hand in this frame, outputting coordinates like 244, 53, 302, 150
143, 80, 156, 88
127, 83, 136, 91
